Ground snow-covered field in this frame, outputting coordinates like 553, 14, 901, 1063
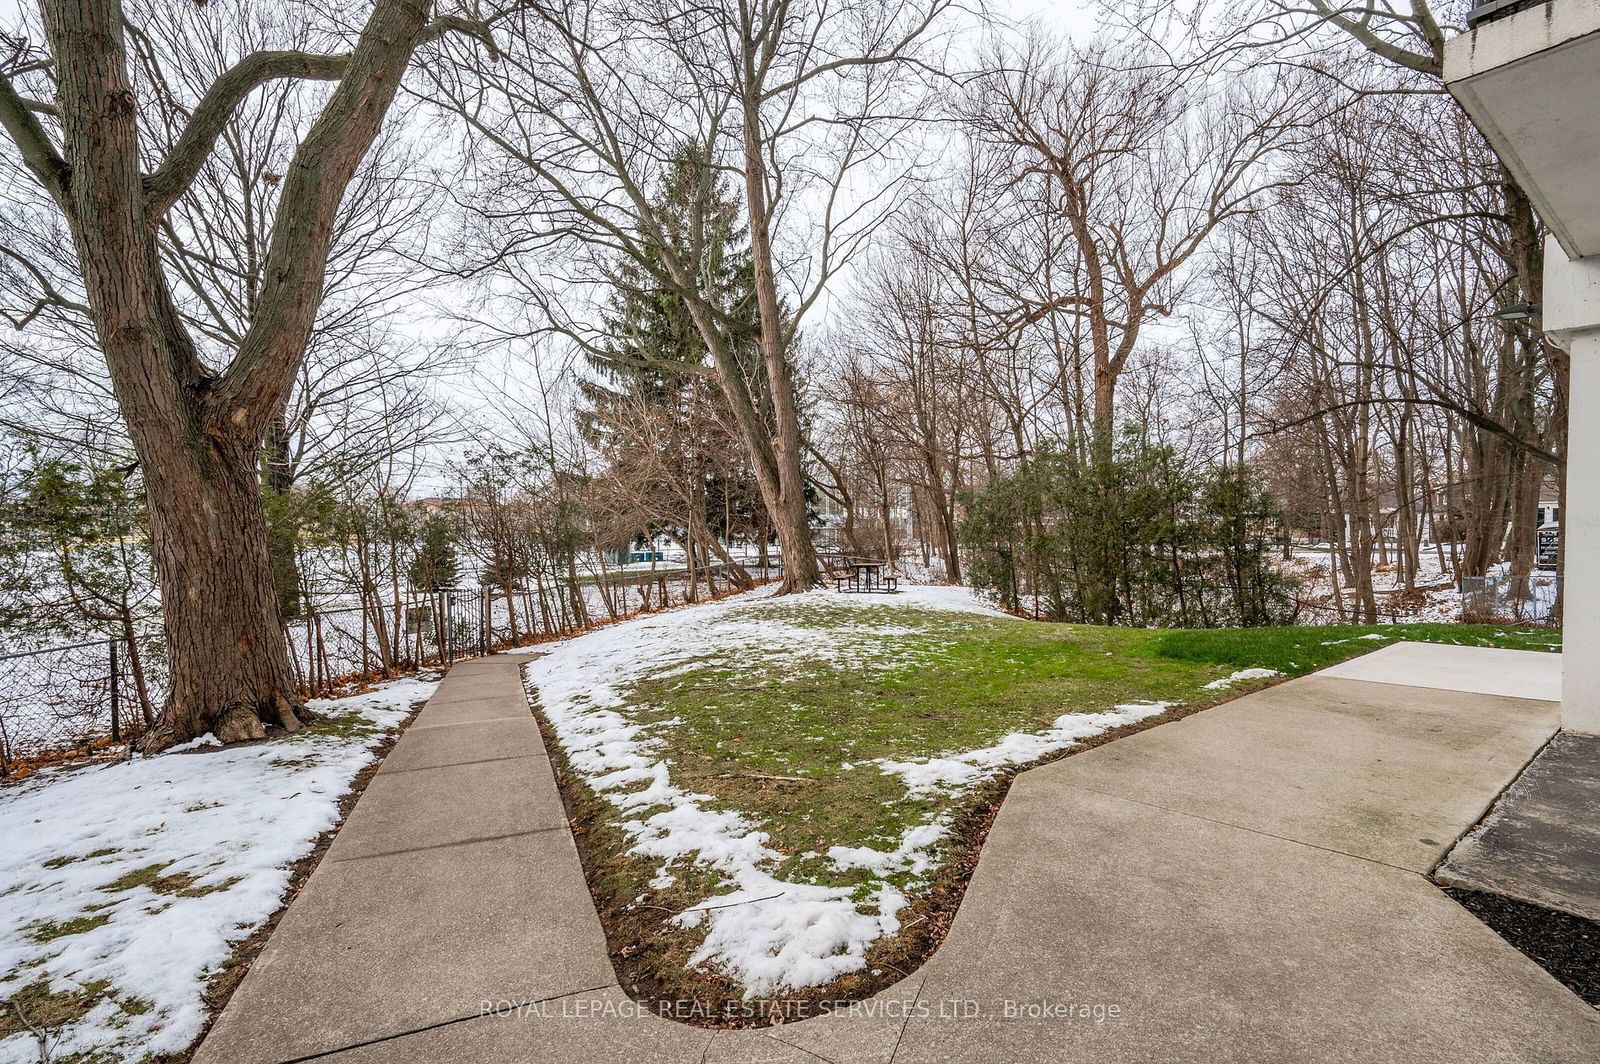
0, 676, 436, 1063
521, 585, 1177, 997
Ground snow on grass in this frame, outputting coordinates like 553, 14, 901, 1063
1202, 667, 1284, 690
521, 584, 1174, 997
523, 586, 989, 996
1319, 632, 1393, 647
872, 701, 1174, 795
0, 675, 436, 1063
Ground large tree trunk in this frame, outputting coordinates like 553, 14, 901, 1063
9, 0, 455, 751
138, 428, 304, 747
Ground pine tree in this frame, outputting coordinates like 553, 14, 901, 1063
580, 143, 765, 436
580, 144, 772, 566
408, 513, 460, 592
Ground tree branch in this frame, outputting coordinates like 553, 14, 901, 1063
142, 49, 350, 218
0, 68, 71, 211
0, 242, 92, 326
1306, 0, 1440, 76
142, 14, 496, 220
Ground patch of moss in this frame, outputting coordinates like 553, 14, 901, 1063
100, 863, 198, 896
41, 847, 119, 870
27, 913, 112, 943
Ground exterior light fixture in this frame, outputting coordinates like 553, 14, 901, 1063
1493, 302, 1541, 322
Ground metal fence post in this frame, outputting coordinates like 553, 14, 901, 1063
109, 639, 121, 743
444, 591, 454, 663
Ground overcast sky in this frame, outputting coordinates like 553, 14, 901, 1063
0, 0, 1105, 491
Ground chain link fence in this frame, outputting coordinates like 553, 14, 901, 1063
1, 562, 782, 777
0, 640, 142, 776
1459, 569, 1560, 624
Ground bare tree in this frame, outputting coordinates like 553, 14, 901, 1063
965, 36, 1312, 449
1117, 0, 1565, 616
423, 0, 957, 591
0, 0, 496, 748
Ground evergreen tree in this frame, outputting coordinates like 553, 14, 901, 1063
408, 513, 460, 591
959, 429, 1299, 627
581, 143, 763, 420
580, 144, 771, 564
1, 452, 160, 723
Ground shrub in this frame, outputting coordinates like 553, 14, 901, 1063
959, 430, 1298, 627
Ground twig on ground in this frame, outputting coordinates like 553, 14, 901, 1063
694, 771, 817, 785
7, 998, 52, 1062
638, 891, 787, 917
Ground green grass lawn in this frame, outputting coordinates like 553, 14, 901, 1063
526, 588, 1558, 1006
628, 604, 1555, 889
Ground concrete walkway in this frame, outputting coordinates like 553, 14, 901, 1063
196, 645, 1600, 1063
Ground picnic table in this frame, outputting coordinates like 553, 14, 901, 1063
835, 559, 899, 594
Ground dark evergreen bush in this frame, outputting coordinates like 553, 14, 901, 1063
959, 430, 1299, 627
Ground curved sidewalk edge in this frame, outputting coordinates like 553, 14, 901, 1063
195, 654, 1600, 1063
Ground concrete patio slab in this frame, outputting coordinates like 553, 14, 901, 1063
702, 1036, 831, 1063
419, 676, 521, 704
1047, 674, 1558, 872
1317, 640, 1562, 701
194, 827, 613, 1064
422, 673, 512, 692
708, 977, 927, 1064
195, 652, 608, 1064
1438, 731, 1600, 922
891, 781, 1599, 1064
324, 755, 567, 862
414, 695, 534, 725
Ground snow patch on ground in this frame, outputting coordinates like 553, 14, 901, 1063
827, 822, 948, 878
166, 732, 223, 752
1319, 632, 1396, 647
0, 675, 436, 1064
521, 584, 1169, 997
523, 585, 998, 996
873, 702, 1174, 796
1273, 545, 1562, 624
1202, 668, 1283, 691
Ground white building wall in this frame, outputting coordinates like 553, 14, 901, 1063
1546, 241, 1600, 734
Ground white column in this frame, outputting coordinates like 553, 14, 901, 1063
1545, 239, 1600, 734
